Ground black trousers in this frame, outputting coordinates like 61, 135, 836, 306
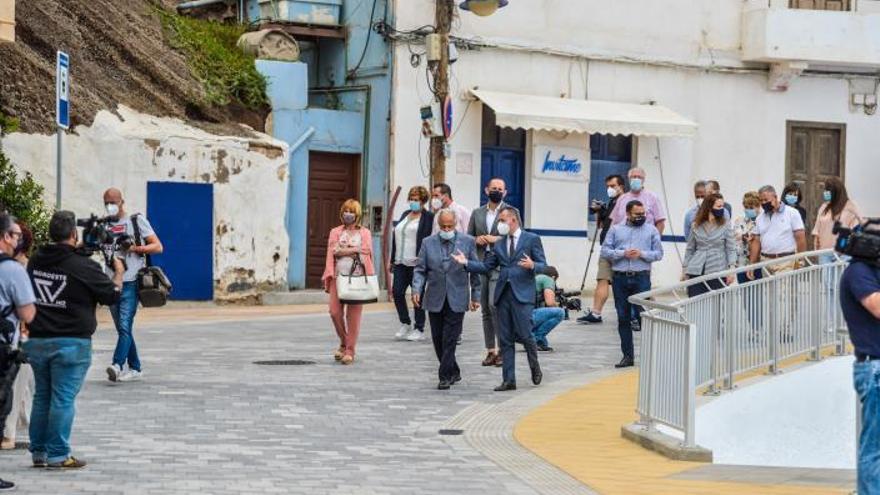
0, 346, 20, 438
428, 299, 464, 382
392, 264, 426, 330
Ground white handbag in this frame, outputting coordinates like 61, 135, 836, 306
336, 257, 379, 305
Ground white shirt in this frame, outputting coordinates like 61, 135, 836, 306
394, 215, 421, 266
506, 228, 522, 256
756, 204, 805, 255
486, 204, 502, 233
431, 201, 471, 234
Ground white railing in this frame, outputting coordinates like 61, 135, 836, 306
630, 249, 849, 448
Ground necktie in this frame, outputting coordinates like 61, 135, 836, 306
509, 235, 515, 259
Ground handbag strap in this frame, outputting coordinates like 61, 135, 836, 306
130, 214, 152, 267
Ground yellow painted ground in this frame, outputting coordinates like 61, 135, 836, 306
514, 370, 850, 495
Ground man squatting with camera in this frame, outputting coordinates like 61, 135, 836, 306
26, 211, 125, 469
101, 188, 163, 383
839, 219, 880, 493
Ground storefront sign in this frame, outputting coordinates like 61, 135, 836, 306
533, 146, 587, 181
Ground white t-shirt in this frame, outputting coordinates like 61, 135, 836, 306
103, 215, 156, 282
394, 215, 421, 266
756, 204, 804, 255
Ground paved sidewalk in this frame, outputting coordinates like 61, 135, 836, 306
0, 307, 622, 494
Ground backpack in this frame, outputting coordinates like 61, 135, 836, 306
0, 255, 19, 344
131, 215, 173, 308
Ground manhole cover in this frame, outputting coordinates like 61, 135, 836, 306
253, 360, 316, 366
438, 429, 464, 436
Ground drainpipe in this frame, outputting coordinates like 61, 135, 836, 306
176, 0, 227, 12
290, 127, 316, 153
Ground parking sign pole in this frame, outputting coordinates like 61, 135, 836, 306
55, 127, 62, 209
55, 51, 70, 210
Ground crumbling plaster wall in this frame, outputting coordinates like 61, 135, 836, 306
2, 106, 290, 301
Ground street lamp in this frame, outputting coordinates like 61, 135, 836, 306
458, 0, 508, 16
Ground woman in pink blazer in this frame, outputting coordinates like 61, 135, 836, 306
322, 199, 375, 364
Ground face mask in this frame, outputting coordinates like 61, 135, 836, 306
606, 187, 618, 199
487, 190, 504, 204
12, 237, 24, 257
630, 216, 647, 227
342, 212, 356, 225
695, 198, 704, 208
762, 202, 774, 213
105, 203, 120, 217
409, 201, 421, 212
744, 209, 758, 220
430, 198, 443, 210
439, 230, 455, 241
784, 194, 798, 206
712, 208, 725, 219
629, 178, 643, 192
823, 190, 833, 202
496, 221, 510, 236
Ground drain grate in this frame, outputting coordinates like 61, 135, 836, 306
253, 360, 316, 366
438, 429, 464, 436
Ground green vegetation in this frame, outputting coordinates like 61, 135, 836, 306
0, 116, 52, 249
157, 9, 268, 109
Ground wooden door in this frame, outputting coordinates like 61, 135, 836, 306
786, 121, 846, 233
790, 0, 850, 11
306, 152, 360, 289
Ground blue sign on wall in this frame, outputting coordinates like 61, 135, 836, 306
540, 150, 582, 175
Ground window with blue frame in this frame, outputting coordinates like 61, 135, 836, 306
588, 134, 633, 222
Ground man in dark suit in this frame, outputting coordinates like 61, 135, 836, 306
412, 210, 481, 390
453, 207, 546, 392
467, 178, 521, 367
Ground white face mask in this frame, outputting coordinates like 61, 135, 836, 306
106, 203, 120, 217
606, 187, 618, 199
496, 221, 511, 236
430, 198, 443, 211
439, 230, 455, 241
695, 198, 704, 207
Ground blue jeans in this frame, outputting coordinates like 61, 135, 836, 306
611, 271, 651, 359
855, 360, 880, 494
110, 281, 141, 371
24, 338, 92, 464
531, 307, 564, 347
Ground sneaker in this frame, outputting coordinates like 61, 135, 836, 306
536, 342, 554, 352
118, 370, 143, 382
106, 364, 123, 382
630, 320, 641, 332
394, 324, 411, 340
405, 328, 425, 342
0, 479, 13, 490
577, 311, 603, 324
32, 459, 47, 468
48, 457, 86, 469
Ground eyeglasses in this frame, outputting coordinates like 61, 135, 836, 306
6, 231, 21, 240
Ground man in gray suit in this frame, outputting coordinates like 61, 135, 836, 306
467, 178, 521, 368
413, 210, 481, 390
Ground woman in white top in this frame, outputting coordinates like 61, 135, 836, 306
390, 187, 434, 341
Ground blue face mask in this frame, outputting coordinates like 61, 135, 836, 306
409, 201, 421, 212
784, 194, 798, 206
439, 230, 455, 241
630, 178, 643, 192
823, 190, 833, 202
744, 209, 758, 220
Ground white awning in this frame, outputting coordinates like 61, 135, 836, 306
470, 89, 698, 138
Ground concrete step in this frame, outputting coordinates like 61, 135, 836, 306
262, 290, 389, 306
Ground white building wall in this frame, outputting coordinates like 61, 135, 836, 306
390, 0, 880, 289
2, 106, 291, 300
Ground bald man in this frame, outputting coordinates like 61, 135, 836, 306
101, 188, 163, 383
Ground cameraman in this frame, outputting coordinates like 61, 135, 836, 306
578, 174, 625, 324
839, 223, 880, 494
26, 211, 123, 469
101, 188, 163, 383
532, 266, 564, 352
0, 214, 36, 491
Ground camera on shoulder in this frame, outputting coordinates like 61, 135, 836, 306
77, 214, 131, 267
834, 218, 880, 266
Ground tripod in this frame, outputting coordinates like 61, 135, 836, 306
579, 220, 601, 292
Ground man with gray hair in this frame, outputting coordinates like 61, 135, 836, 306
749, 184, 806, 275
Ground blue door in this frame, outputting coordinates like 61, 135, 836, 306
588, 135, 632, 220
480, 147, 525, 221
147, 182, 214, 300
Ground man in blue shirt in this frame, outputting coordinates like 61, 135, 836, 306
840, 255, 880, 494
601, 200, 663, 368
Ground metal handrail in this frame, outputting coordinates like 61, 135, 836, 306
629, 248, 849, 448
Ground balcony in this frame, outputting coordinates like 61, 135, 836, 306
742, 0, 880, 70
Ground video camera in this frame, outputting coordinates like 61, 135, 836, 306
555, 288, 583, 320
77, 214, 132, 267
833, 218, 880, 266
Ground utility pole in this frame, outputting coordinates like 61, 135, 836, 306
430, 0, 453, 186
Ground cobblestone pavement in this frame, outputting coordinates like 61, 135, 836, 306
0, 308, 625, 494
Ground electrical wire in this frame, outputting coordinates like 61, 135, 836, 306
655, 137, 684, 264
449, 99, 472, 140
348, 0, 380, 80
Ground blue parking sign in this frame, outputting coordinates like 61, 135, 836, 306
56, 51, 70, 129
